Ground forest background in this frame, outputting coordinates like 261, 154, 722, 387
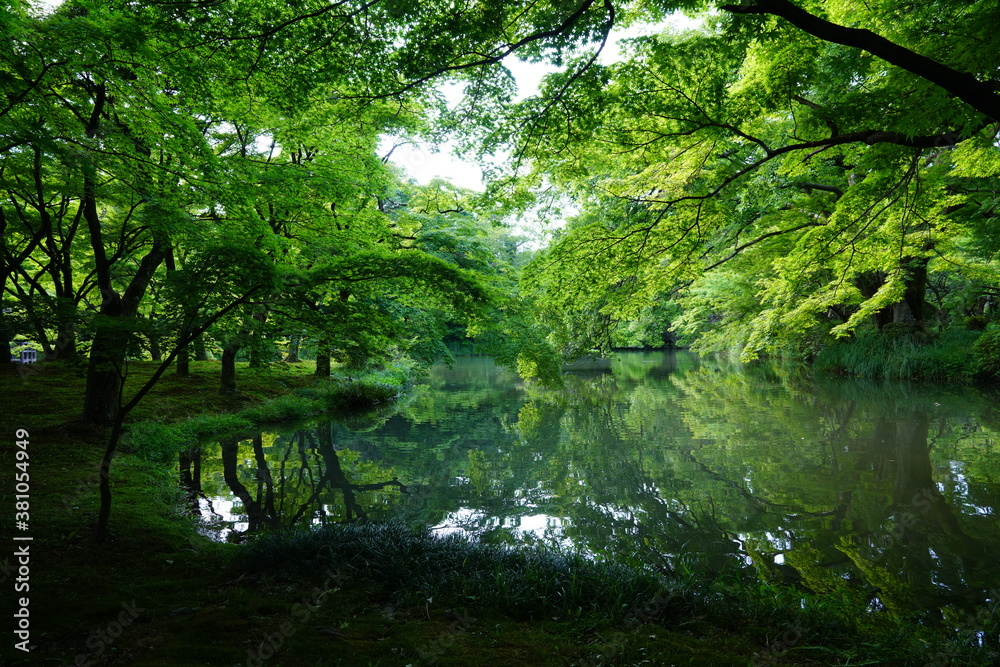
3, 1, 1000, 664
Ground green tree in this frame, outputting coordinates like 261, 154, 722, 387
483, 0, 1000, 361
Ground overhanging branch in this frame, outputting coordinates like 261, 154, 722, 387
721, 0, 1000, 121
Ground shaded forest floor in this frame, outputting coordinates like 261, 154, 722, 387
0, 360, 994, 666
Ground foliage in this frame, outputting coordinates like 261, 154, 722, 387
2, 0, 590, 430
813, 326, 986, 381
972, 325, 1000, 378
475, 0, 1000, 367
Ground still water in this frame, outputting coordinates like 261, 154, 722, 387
181, 352, 1000, 622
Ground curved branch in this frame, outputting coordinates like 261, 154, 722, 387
358, 0, 601, 100
703, 221, 824, 271
721, 0, 1000, 121
635, 123, 989, 210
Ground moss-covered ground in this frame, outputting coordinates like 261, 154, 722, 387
0, 360, 993, 666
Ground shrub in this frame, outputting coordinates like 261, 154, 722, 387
972, 326, 1000, 378
120, 420, 190, 463
966, 315, 990, 331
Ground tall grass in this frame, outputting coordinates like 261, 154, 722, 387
814, 326, 988, 382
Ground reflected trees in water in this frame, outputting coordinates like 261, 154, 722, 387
182, 354, 1000, 630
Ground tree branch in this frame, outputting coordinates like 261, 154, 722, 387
359, 0, 601, 99
721, 0, 1000, 121
703, 221, 824, 271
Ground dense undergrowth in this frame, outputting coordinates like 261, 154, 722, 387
232, 521, 997, 666
814, 325, 1000, 382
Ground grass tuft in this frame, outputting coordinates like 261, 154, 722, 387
813, 326, 991, 382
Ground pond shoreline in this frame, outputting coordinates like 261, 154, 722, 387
2, 359, 997, 665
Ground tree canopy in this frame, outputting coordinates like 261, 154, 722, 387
4, 0, 1000, 405
485, 0, 1000, 362
2, 0, 590, 424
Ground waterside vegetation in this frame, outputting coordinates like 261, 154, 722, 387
4, 359, 999, 665
4, 0, 1000, 663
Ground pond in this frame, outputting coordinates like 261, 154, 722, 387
180, 351, 1000, 625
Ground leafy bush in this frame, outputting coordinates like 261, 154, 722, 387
120, 420, 190, 463
972, 325, 1000, 378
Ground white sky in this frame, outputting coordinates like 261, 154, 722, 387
33, 0, 62, 12
385, 14, 703, 192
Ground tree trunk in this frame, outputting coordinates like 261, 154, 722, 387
83, 289, 126, 426
0, 325, 10, 365
96, 416, 125, 540
249, 344, 266, 368
855, 271, 893, 330
221, 436, 267, 533
315, 350, 331, 378
149, 334, 162, 362
891, 257, 928, 329
248, 309, 269, 368
176, 345, 190, 377
194, 337, 208, 361
317, 421, 365, 521
179, 447, 202, 516
252, 434, 277, 519
50, 320, 77, 361
83, 334, 125, 425
80, 146, 168, 423
220, 342, 240, 394
49, 294, 79, 361
285, 334, 301, 363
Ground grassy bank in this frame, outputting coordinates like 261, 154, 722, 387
814, 325, 1000, 382
118, 362, 412, 464
1, 359, 996, 666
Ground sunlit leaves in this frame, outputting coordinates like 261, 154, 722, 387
501, 0, 1000, 361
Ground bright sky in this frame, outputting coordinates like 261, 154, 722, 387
385, 14, 704, 192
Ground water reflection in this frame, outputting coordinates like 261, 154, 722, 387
184, 424, 409, 541
183, 352, 1000, 628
